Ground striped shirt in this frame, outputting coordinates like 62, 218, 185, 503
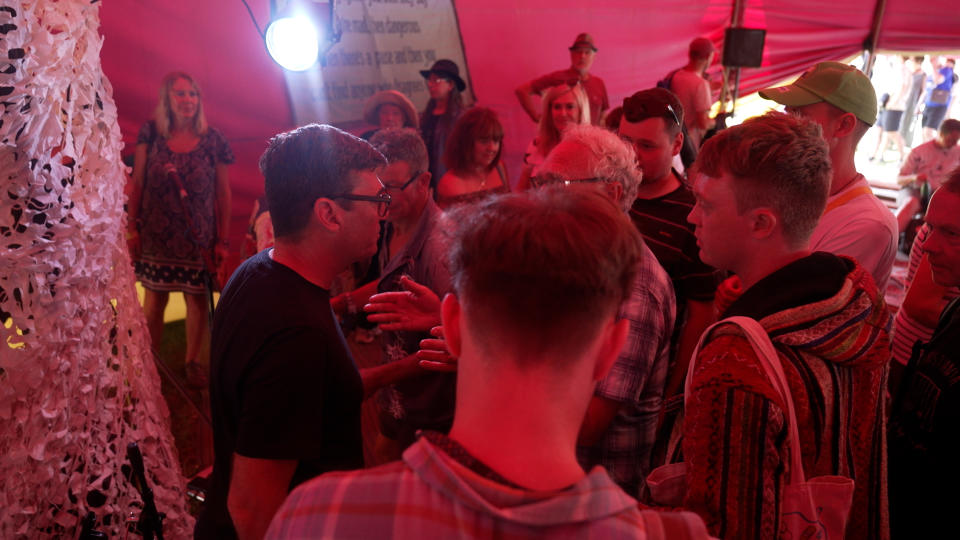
267, 435, 711, 539
892, 224, 960, 366
629, 183, 723, 304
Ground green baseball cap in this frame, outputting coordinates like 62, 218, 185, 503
758, 61, 878, 125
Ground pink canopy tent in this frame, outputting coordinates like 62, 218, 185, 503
100, 0, 960, 265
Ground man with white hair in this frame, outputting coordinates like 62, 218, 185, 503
533, 125, 676, 499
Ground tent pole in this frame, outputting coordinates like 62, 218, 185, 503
863, 0, 889, 75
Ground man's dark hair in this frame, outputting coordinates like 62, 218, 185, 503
260, 124, 385, 239
940, 119, 960, 135
621, 88, 685, 136
447, 186, 641, 359
369, 128, 428, 173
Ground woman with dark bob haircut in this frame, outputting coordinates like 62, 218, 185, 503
435, 107, 510, 208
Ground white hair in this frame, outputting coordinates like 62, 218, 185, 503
539, 124, 640, 212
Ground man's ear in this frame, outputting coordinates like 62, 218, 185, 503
833, 112, 858, 139
750, 207, 778, 239
671, 130, 684, 157
607, 181, 624, 205
593, 317, 629, 382
440, 293, 463, 359
419, 171, 432, 188
314, 197, 342, 232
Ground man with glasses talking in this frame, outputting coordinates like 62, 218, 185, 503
338, 128, 456, 461
197, 124, 391, 540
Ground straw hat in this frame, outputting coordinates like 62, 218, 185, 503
362, 90, 419, 129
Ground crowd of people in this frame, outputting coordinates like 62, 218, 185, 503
126, 34, 960, 540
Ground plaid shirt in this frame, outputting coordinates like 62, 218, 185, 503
266, 435, 709, 539
578, 243, 676, 498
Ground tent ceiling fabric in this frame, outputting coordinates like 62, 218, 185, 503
100, 0, 960, 248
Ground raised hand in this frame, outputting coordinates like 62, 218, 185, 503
417, 325, 458, 372
364, 275, 442, 332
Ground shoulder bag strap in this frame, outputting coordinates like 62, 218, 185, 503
685, 316, 807, 485
723, 316, 807, 486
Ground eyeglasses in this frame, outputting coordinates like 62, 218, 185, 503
529, 174, 606, 189
383, 171, 422, 192
331, 188, 392, 218
622, 95, 681, 127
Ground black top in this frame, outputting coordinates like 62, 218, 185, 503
629, 182, 724, 306
888, 297, 960, 538
195, 250, 364, 539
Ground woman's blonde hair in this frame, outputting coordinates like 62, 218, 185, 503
154, 72, 208, 137
536, 83, 590, 156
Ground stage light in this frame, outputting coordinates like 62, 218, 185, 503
265, 15, 320, 71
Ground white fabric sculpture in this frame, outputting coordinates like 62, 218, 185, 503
0, 1, 192, 537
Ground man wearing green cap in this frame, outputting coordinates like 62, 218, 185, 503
760, 61, 898, 289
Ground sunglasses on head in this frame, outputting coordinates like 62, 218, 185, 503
623, 96, 681, 127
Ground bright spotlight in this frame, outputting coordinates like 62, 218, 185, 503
265, 15, 321, 71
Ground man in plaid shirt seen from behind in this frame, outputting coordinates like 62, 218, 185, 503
266, 187, 708, 539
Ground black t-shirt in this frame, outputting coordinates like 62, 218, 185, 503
195, 249, 364, 539
629, 182, 724, 306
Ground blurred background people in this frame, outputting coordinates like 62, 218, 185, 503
360, 89, 419, 141
419, 59, 466, 185
516, 83, 590, 190
515, 32, 609, 126
436, 107, 510, 208
126, 71, 233, 387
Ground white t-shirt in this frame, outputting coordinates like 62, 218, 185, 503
899, 139, 960, 191
809, 175, 898, 289
670, 68, 712, 148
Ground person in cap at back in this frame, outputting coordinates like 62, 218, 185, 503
419, 59, 467, 182
515, 32, 610, 126
760, 61, 898, 289
661, 37, 718, 149
266, 187, 709, 540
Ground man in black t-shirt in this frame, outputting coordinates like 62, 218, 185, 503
196, 124, 389, 540
618, 88, 723, 400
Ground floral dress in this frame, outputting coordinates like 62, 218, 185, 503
134, 121, 233, 294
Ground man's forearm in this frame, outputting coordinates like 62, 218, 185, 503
332, 280, 379, 317
360, 353, 421, 398
515, 83, 540, 122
